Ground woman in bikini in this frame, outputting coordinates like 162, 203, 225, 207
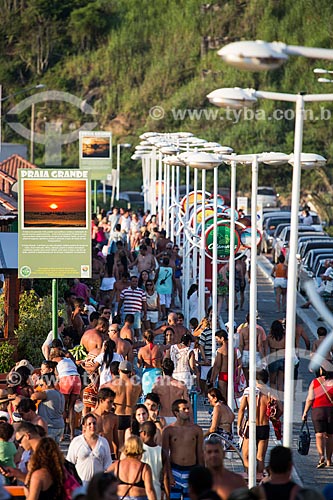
267, 320, 286, 393
107, 435, 156, 500
138, 330, 163, 396
206, 387, 235, 449
271, 254, 288, 313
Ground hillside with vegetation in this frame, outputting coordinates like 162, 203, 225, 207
1, 0, 333, 221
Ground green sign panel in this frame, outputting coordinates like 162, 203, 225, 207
205, 223, 240, 259
18, 169, 91, 278
79, 131, 112, 180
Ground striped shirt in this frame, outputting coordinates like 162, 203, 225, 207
120, 286, 147, 313
199, 328, 213, 362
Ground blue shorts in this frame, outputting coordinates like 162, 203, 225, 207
170, 463, 196, 500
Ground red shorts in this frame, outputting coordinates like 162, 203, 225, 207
59, 375, 81, 395
218, 371, 228, 382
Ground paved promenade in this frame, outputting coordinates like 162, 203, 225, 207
257, 255, 333, 491
61, 255, 333, 492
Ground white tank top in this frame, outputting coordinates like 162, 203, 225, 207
146, 291, 159, 310
142, 444, 162, 500
56, 357, 78, 378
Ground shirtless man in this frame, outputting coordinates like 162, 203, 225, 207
106, 360, 142, 448
237, 368, 282, 474
71, 297, 85, 338
129, 244, 156, 275
16, 398, 48, 434
92, 388, 119, 460
80, 317, 109, 353
155, 230, 172, 255
108, 323, 133, 362
238, 313, 267, 384
210, 330, 229, 401
120, 314, 135, 344
110, 273, 130, 314
162, 399, 203, 500
152, 358, 191, 425
204, 436, 246, 500
154, 312, 190, 345
156, 243, 176, 270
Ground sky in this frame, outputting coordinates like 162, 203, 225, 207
23, 179, 87, 212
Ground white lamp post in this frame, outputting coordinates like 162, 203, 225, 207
317, 78, 333, 83
207, 86, 333, 453
218, 152, 290, 487
116, 143, 131, 201
217, 40, 333, 71
314, 68, 333, 75
185, 152, 223, 321
0, 83, 46, 154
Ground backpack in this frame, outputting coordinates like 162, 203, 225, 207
63, 460, 82, 500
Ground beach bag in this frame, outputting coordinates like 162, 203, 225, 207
63, 465, 81, 500
298, 420, 311, 455
82, 379, 99, 408
266, 395, 283, 440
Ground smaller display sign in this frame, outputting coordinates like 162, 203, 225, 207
79, 131, 112, 180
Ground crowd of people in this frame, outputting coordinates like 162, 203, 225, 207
0, 207, 332, 499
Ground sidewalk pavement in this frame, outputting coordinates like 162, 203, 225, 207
257, 255, 333, 491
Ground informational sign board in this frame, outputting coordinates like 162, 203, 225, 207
237, 196, 248, 214
18, 169, 91, 279
79, 131, 112, 180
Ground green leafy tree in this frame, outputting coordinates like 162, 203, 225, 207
15, 291, 62, 366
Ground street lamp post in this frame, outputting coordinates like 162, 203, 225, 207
317, 78, 333, 83
0, 83, 45, 154
207, 86, 332, 451
116, 143, 131, 201
217, 40, 333, 71
185, 152, 223, 321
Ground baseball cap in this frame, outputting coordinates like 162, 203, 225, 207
119, 360, 132, 373
225, 321, 237, 331
0, 411, 9, 421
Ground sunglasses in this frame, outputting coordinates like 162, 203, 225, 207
16, 434, 26, 445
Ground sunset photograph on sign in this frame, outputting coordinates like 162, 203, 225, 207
81, 135, 111, 158
23, 179, 87, 228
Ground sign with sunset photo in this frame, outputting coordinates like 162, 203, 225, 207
18, 169, 91, 279
79, 130, 112, 180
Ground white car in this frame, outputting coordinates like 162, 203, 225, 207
257, 186, 278, 208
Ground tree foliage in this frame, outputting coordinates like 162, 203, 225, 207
15, 291, 62, 366
1, 0, 333, 213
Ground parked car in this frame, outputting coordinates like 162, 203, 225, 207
118, 191, 144, 210
298, 238, 333, 261
257, 186, 278, 208
298, 252, 333, 293
302, 248, 333, 275
273, 225, 324, 263
261, 212, 291, 253
298, 210, 323, 232
271, 223, 293, 262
